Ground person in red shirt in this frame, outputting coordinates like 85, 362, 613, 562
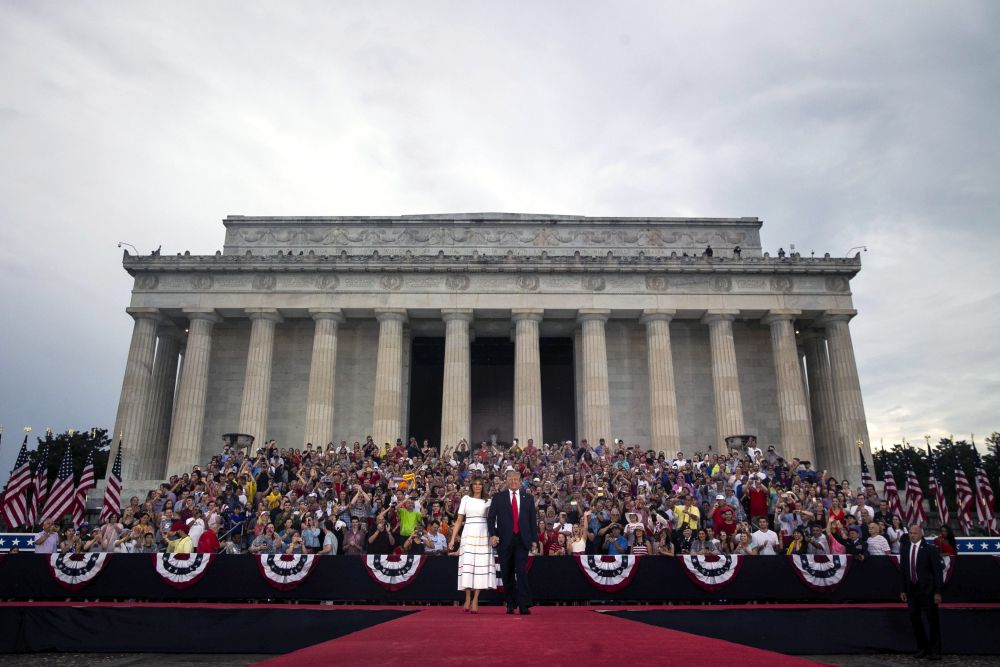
717, 508, 738, 537
710, 495, 735, 531
197, 527, 221, 553
934, 525, 957, 556
745, 478, 769, 523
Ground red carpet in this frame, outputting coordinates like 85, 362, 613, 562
258, 606, 831, 667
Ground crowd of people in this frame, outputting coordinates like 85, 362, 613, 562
30, 435, 956, 558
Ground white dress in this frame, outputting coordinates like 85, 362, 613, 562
456, 495, 497, 590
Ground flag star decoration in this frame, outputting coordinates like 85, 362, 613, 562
0, 533, 35, 552
955, 538, 1000, 554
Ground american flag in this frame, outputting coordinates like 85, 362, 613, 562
973, 448, 997, 536
904, 467, 926, 526
883, 469, 905, 521
27, 439, 49, 527
926, 443, 949, 528
859, 447, 876, 496
41, 446, 76, 524
100, 443, 123, 522
72, 448, 95, 527
955, 465, 975, 535
0, 435, 32, 530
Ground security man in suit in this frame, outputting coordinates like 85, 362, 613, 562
900, 524, 943, 660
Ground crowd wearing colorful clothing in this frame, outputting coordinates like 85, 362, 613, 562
21, 434, 964, 557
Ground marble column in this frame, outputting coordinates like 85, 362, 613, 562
238, 308, 283, 443
762, 309, 815, 464
110, 308, 161, 482
702, 310, 745, 452
371, 309, 407, 448
803, 331, 841, 478
799, 344, 816, 445
641, 309, 681, 455
512, 309, 544, 445
303, 309, 345, 447
440, 309, 473, 454
577, 309, 611, 445
135, 328, 183, 481
819, 309, 872, 483
166, 309, 220, 477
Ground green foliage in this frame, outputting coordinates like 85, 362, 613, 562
28, 428, 112, 481
872, 433, 999, 512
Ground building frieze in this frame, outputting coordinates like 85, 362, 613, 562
128, 268, 855, 297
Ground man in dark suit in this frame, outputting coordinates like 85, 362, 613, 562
900, 524, 943, 660
487, 468, 539, 614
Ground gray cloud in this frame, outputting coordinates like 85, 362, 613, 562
2, 1, 999, 474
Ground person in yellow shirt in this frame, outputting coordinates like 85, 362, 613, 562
242, 475, 257, 506
265, 486, 282, 510
673, 495, 701, 531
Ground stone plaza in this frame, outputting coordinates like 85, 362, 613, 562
107, 213, 872, 490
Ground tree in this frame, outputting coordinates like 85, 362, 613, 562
28, 428, 112, 481
873, 436, 999, 513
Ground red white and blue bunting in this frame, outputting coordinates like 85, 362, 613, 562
575, 555, 639, 592
363, 554, 425, 591
257, 554, 318, 591
48, 553, 110, 591
681, 554, 743, 591
788, 555, 850, 591
154, 553, 213, 589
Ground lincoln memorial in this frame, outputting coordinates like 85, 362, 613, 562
108, 214, 872, 489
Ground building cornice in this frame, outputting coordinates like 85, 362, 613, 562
123, 252, 861, 278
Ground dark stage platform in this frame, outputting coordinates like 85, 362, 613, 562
1, 603, 997, 662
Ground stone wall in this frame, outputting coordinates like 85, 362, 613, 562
200, 321, 249, 460
735, 321, 782, 449
606, 321, 651, 446
266, 319, 312, 449
671, 321, 717, 452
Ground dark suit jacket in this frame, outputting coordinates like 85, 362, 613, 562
487, 488, 539, 551
900, 539, 943, 596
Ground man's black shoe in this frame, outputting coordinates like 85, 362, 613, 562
927, 655, 941, 662
519, 607, 531, 615
914, 650, 928, 659
506, 605, 515, 615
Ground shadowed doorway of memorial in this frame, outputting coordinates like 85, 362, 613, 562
406, 337, 576, 453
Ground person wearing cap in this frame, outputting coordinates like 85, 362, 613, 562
710, 494, 734, 531
629, 525, 651, 555
172, 521, 194, 554
829, 522, 867, 559
764, 445, 779, 466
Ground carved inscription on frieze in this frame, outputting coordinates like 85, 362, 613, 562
645, 275, 669, 292
380, 275, 403, 291
445, 275, 470, 291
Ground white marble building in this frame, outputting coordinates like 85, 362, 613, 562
108, 213, 872, 489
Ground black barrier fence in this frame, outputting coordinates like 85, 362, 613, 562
1, 554, 998, 603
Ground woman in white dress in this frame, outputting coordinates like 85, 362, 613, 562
449, 477, 496, 613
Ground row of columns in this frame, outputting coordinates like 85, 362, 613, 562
108, 306, 872, 485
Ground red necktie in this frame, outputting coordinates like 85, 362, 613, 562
910, 543, 918, 583
512, 492, 520, 534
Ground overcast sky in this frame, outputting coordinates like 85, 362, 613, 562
2, 2, 998, 475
